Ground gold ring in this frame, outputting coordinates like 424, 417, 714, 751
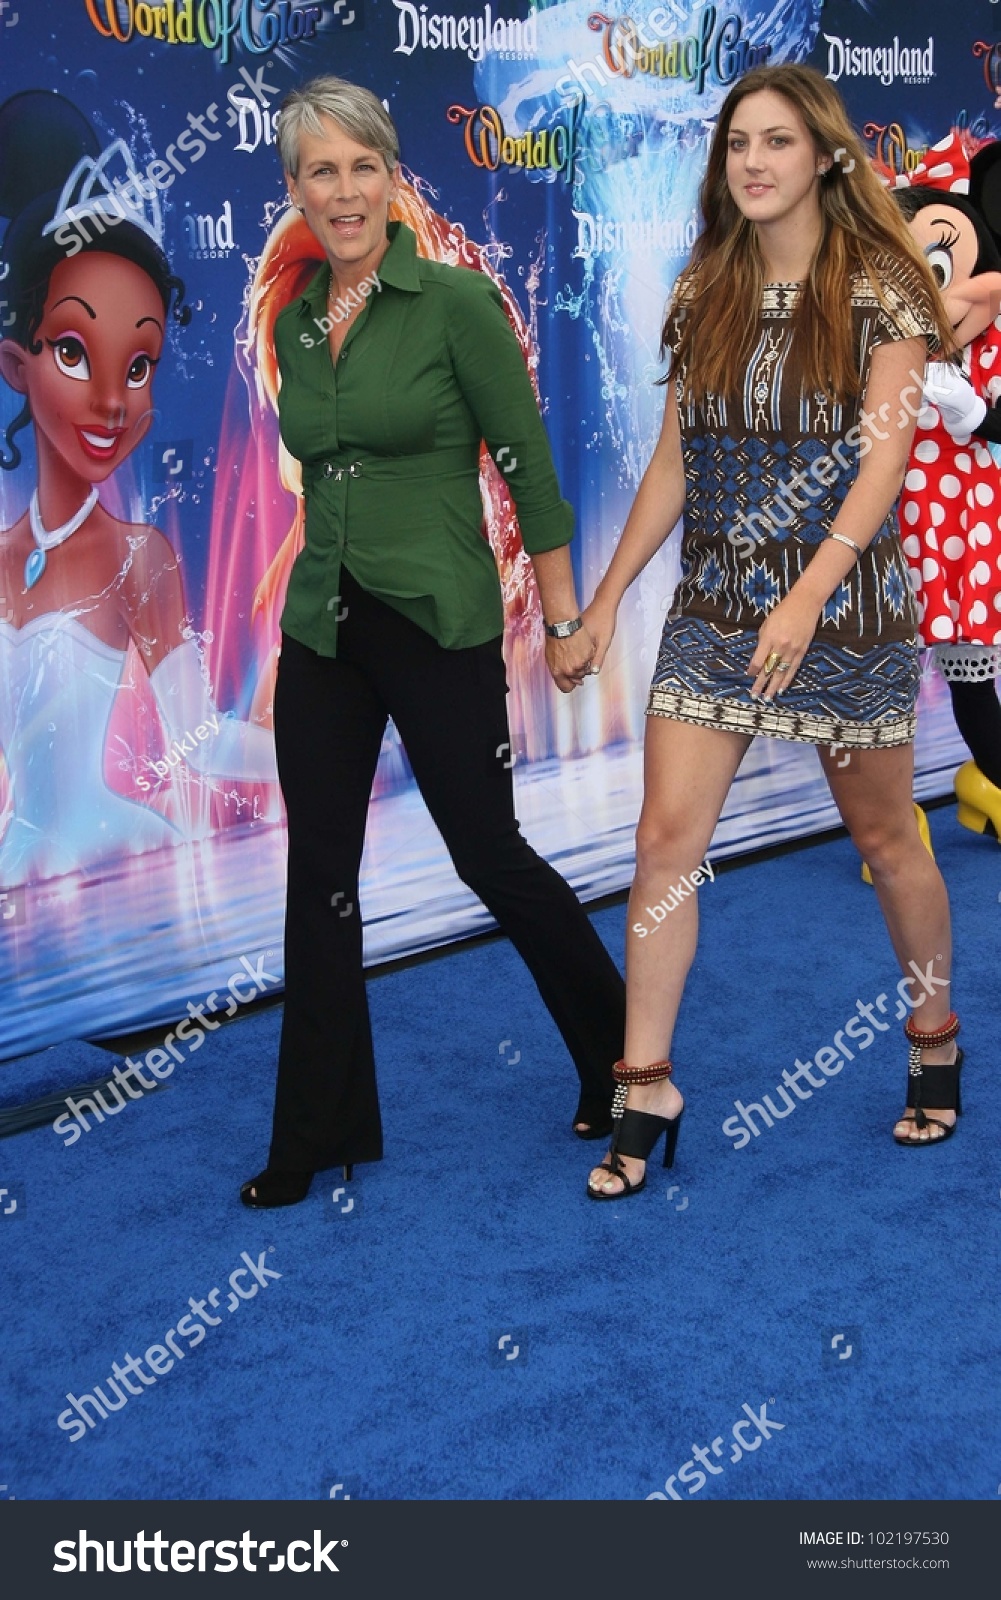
763, 651, 782, 675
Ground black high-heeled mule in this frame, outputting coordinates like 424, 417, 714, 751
894, 1011, 963, 1147
240, 1164, 353, 1208
586, 1058, 683, 1200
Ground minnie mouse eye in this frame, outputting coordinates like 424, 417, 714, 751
925, 245, 953, 291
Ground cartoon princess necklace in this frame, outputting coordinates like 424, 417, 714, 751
25, 487, 100, 590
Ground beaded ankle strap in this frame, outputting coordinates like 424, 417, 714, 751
903, 1012, 959, 1050
611, 1059, 672, 1119
613, 1059, 673, 1084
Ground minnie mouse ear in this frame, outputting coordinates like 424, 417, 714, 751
970, 141, 1001, 253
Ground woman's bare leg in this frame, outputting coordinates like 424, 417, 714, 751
589, 717, 751, 1196
818, 743, 956, 1142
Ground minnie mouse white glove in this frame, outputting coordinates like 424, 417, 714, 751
922, 362, 988, 437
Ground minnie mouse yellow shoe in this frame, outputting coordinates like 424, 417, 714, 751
955, 759, 1001, 840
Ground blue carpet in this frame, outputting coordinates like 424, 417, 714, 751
1, 804, 998, 1501
0, 1039, 127, 1108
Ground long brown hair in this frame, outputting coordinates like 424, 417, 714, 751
666, 64, 955, 402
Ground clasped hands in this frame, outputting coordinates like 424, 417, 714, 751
545, 625, 597, 694
545, 594, 621, 694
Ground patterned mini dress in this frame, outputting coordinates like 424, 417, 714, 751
648, 255, 937, 747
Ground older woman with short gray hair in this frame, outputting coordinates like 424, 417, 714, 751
275, 77, 398, 177
241, 76, 625, 1208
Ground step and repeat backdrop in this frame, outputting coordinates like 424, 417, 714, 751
0, 0, 997, 1058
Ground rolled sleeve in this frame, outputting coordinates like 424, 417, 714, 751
444, 270, 574, 553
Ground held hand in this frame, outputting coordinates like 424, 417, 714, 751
545, 625, 596, 694
580, 598, 617, 675
748, 592, 823, 700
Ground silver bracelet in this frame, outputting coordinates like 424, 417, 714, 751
827, 532, 862, 560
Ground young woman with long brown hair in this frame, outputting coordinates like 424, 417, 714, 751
581, 64, 961, 1198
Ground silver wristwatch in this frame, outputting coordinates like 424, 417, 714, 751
544, 617, 583, 639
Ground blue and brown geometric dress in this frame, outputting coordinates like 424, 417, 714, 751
649, 256, 937, 747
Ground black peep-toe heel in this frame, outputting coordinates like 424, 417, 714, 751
572, 1093, 615, 1141
240, 1168, 315, 1208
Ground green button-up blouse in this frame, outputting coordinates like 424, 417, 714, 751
273, 221, 574, 656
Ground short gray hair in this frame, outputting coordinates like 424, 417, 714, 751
277, 76, 399, 178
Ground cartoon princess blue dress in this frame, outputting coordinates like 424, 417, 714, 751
0, 91, 277, 886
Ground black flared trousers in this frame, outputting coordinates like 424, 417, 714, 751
267, 568, 625, 1171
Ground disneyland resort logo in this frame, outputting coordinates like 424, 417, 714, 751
184, 198, 237, 260
573, 209, 699, 260
393, 1, 538, 62
823, 33, 935, 88
84, 0, 322, 65
448, 6, 767, 181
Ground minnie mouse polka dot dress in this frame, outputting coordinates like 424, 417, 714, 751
899, 317, 1001, 680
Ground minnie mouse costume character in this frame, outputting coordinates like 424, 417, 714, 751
891, 134, 1001, 839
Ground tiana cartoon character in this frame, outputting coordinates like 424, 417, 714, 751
0, 91, 276, 885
